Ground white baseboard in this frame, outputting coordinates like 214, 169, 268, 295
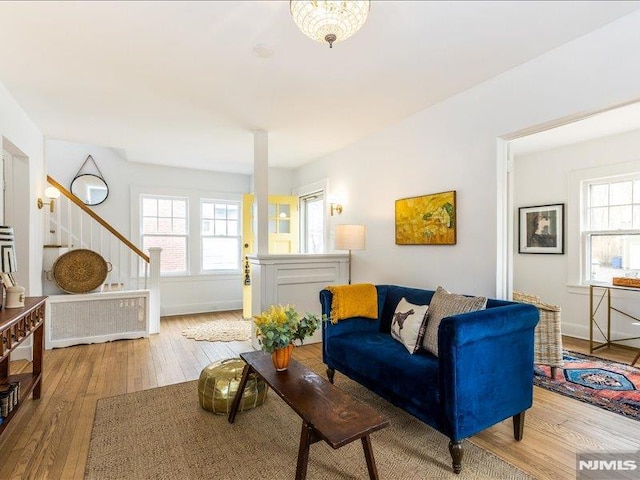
47, 332, 149, 349
161, 300, 242, 317
12, 344, 33, 362
562, 322, 589, 341
562, 322, 640, 348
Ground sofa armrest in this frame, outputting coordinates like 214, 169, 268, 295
320, 288, 384, 365
437, 303, 539, 441
439, 303, 539, 348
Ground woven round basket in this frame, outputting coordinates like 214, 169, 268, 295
52, 249, 110, 294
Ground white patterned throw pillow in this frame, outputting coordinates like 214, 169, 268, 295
422, 286, 487, 357
390, 297, 429, 354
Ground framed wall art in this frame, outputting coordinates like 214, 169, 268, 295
395, 190, 456, 245
518, 203, 564, 254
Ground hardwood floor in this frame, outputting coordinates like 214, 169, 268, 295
0, 314, 638, 479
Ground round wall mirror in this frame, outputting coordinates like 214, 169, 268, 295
70, 174, 109, 206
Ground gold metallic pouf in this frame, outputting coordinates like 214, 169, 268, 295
198, 358, 268, 415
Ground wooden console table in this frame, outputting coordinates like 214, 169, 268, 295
0, 296, 46, 436
589, 284, 640, 365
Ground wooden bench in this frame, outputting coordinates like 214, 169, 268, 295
229, 350, 389, 480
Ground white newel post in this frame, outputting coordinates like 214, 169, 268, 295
148, 247, 162, 334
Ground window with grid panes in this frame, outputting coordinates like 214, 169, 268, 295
583, 176, 640, 283
300, 192, 324, 253
201, 200, 241, 271
141, 196, 188, 274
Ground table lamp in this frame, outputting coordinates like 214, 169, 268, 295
335, 224, 366, 284
0, 226, 18, 310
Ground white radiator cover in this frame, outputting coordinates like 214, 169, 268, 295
46, 290, 150, 349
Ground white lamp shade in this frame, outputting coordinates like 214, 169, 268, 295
0, 226, 17, 273
335, 224, 366, 251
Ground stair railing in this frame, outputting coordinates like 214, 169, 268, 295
44, 175, 161, 333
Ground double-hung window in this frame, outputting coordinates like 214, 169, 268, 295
201, 200, 241, 271
583, 175, 640, 283
300, 192, 324, 253
141, 196, 188, 274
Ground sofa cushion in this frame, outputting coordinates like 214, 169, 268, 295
422, 286, 487, 356
390, 297, 429, 353
327, 331, 440, 412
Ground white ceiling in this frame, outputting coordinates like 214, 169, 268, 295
0, 1, 639, 174
511, 101, 640, 156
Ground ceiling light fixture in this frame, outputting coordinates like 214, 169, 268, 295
253, 44, 274, 59
290, 1, 370, 49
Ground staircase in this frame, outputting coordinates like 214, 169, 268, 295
42, 175, 161, 349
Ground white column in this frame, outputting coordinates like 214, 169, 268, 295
148, 247, 162, 334
254, 130, 269, 255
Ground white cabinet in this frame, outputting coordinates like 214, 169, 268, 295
248, 254, 349, 348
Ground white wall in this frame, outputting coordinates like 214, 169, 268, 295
514, 129, 640, 344
46, 139, 256, 315
0, 80, 45, 362
0, 81, 44, 297
293, 11, 640, 299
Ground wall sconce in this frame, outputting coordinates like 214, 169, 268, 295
330, 203, 343, 216
37, 186, 61, 213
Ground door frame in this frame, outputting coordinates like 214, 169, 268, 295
496, 99, 640, 300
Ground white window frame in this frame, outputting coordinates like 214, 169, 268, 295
294, 179, 328, 254
299, 191, 324, 254
132, 185, 242, 278
568, 161, 640, 288
200, 198, 242, 273
140, 194, 189, 276
581, 174, 640, 283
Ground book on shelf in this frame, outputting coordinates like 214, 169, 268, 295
0, 382, 20, 418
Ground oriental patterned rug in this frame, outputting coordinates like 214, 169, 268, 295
534, 350, 640, 421
86, 360, 532, 480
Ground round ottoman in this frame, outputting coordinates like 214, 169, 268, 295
198, 358, 268, 415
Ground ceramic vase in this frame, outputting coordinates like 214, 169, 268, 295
271, 344, 294, 371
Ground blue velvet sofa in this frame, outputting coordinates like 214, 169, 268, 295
320, 285, 539, 474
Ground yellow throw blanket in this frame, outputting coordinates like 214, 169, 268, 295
326, 283, 378, 323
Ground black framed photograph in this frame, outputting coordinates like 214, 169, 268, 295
518, 203, 564, 254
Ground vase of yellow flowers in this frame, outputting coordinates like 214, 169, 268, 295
253, 304, 320, 371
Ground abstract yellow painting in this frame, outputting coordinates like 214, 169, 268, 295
395, 191, 456, 245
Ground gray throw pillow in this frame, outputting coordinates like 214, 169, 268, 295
422, 286, 487, 356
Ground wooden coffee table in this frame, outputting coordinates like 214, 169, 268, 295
228, 350, 389, 480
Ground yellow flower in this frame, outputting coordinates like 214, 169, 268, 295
253, 304, 321, 354
254, 304, 291, 328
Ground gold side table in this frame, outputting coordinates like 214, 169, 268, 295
589, 283, 640, 365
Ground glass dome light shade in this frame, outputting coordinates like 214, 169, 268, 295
290, 1, 370, 48
45, 186, 61, 199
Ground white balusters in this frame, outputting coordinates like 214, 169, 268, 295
44, 176, 159, 331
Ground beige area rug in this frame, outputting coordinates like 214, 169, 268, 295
181, 318, 251, 342
86, 360, 532, 480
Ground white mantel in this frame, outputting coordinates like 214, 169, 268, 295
248, 253, 349, 348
